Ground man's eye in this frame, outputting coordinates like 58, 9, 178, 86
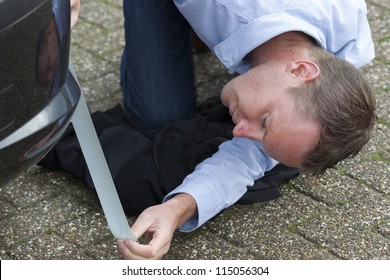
261, 115, 269, 139
262, 116, 268, 128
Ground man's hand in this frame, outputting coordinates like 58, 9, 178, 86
70, 0, 81, 28
118, 193, 197, 260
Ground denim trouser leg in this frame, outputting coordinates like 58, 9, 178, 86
120, 0, 197, 129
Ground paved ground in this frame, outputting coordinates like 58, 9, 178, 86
0, 0, 389, 260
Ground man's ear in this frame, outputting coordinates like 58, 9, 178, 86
286, 60, 320, 82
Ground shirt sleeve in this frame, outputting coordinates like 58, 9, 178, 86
173, 0, 375, 71
163, 137, 278, 232
318, 0, 375, 69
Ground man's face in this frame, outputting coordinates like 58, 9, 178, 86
220, 63, 320, 167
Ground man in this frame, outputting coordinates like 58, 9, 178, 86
70, 0, 376, 259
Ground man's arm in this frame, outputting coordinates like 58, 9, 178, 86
165, 137, 278, 232
118, 137, 278, 259
70, 0, 80, 28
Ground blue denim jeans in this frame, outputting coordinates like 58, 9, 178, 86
120, 0, 197, 129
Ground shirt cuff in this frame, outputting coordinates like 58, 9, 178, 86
163, 178, 226, 232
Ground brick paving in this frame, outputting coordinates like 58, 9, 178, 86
0, 0, 389, 260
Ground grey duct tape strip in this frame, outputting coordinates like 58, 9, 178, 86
69, 62, 137, 241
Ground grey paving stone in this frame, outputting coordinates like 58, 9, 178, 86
0, 167, 62, 209
70, 46, 117, 82
206, 189, 327, 242
78, 1, 123, 31
79, 73, 123, 112
72, 20, 124, 56
9, 234, 90, 260
169, 230, 254, 260
328, 231, 390, 260
296, 192, 390, 259
0, 199, 17, 220
378, 219, 390, 239
84, 238, 123, 260
0, 193, 90, 246
290, 169, 372, 207
247, 232, 338, 260
55, 212, 113, 247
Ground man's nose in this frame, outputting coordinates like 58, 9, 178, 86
232, 120, 261, 141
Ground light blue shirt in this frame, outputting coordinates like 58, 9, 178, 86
165, 0, 375, 232
174, 0, 374, 73
164, 137, 278, 232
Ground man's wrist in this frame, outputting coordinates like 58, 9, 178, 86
163, 193, 197, 229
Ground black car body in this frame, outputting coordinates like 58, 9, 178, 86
0, 0, 80, 187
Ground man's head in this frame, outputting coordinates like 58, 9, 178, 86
290, 46, 376, 173
221, 41, 376, 173
220, 55, 322, 168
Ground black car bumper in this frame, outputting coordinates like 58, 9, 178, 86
0, 0, 80, 187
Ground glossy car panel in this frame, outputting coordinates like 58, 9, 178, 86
0, 0, 80, 187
